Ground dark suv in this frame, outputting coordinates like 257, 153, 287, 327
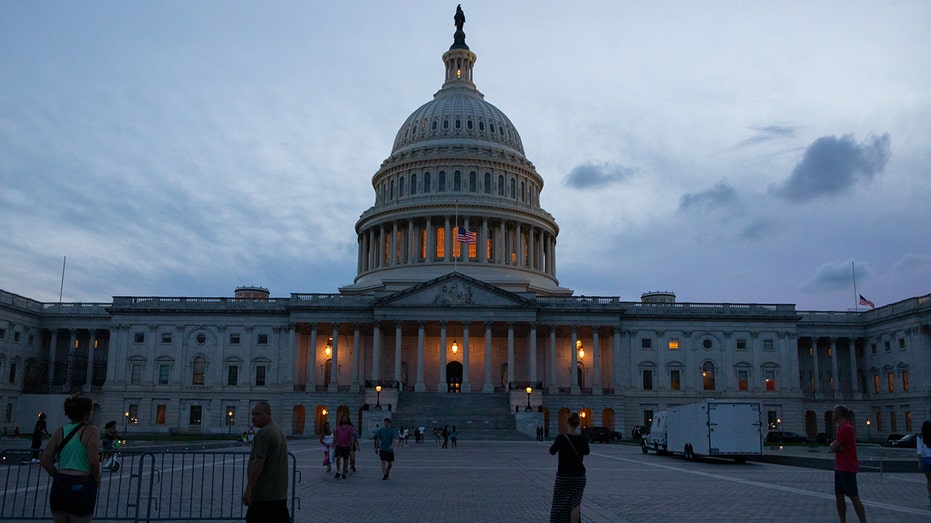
766, 431, 808, 443
581, 426, 611, 443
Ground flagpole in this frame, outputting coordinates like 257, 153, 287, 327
851, 261, 858, 312
59, 256, 67, 303
454, 201, 458, 272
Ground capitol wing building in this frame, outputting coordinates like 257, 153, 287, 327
1, 9, 929, 441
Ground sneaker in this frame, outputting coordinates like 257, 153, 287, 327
341, 473, 347, 479
350, 465, 356, 472
30, 458, 40, 464
326, 466, 331, 472
335, 472, 341, 479
382, 473, 388, 480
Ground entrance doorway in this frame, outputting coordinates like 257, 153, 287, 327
446, 361, 462, 393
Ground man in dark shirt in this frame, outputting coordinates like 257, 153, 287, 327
242, 401, 289, 523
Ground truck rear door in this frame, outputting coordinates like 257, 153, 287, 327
708, 402, 762, 455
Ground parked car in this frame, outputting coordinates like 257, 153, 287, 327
581, 426, 611, 443
766, 431, 808, 444
888, 433, 918, 448
884, 433, 905, 446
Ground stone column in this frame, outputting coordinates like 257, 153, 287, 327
48, 329, 59, 388
849, 338, 859, 393
527, 225, 535, 270
351, 323, 361, 389
498, 220, 506, 264
372, 322, 382, 381
548, 325, 557, 394
63, 329, 77, 390
83, 329, 97, 392
415, 321, 426, 392
307, 323, 317, 390
407, 220, 415, 265
394, 321, 403, 388
461, 321, 471, 393
438, 321, 448, 392
612, 325, 621, 394
528, 323, 538, 384
391, 221, 398, 265
810, 336, 822, 393
829, 337, 839, 394
570, 326, 579, 394
507, 322, 515, 387
328, 323, 340, 392
592, 327, 602, 395
483, 321, 493, 393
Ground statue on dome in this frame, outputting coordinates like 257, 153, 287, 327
454, 5, 465, 32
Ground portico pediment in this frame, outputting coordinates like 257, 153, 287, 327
375, 272, 534, 309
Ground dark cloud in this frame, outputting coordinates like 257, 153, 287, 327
736, 124, 798, 147
678, 180, 739, 213
801, 260, 865, 293
738, 217, 778, 241
563, 161, 636, 189
771, 133, 890, 203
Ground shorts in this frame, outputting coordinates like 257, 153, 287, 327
834, 470, 859, 497
920, 456, 931, 472
379, 450, 395, 462
50, 474, 98, 517
333, 445, 350, 459
246, 499, 290, 523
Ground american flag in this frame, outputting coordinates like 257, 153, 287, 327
456, 226, 476, 245
859, 294, 875, 309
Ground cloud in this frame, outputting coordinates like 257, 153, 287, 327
736, 124, 798, 147
562, 161, 636, 189
678, 180, 739, 213
801, 260, 864, 293
770, 133, 890, 203
891, 252, 931, 273
738, 217, 779, 241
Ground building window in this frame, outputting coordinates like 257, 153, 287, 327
876, 412, 883, 432
0, 327, 5, 339
898, 338, 905, 349
764, 370, 776, 391
644, 410, 654, 429
469, 171, 477, 192
641, 338, 652, 349
436, 227, 445, 258
453, 171, 461, 191
128, 404, 139, 425
902, 370, 909, 391
28, 334, 35, 345
189, 405, 202, 426
155, 404, 167, 425
738, 370, 749, 391
767, 411, 778, 431
256, 365, 267, 387
670, 369, 680, 391
642, 369, 653, 390
161, 332, 172, 344
13, 332, 21, 343
887, 373, 894, 392
130, 364, 142, 385
889, 411, 897, 433
873, 374, 880, 394
763, 339, 774, 351
484, 172, 491, 194
192, 356, 206, 385
196, 333, 207, 344
884, 341, 890, 352
703, 339, 713, 349
158, 364, 169, 385
133, 332, 144, 344
9, 363, 17, 384
668, 338, 679, 350
702, 362, 715, 391
257, 334, 268, 345
226, 406, 236, 428
497, 175, 504, 196
736, 339, 747, 351
227, 365, 239, 386
870, 343, 876, 354
438, 171, 446, 192
905, 410, 912, 432
229, 334, 241, 345
5, 403, 13, 423
410, 173, 417, 195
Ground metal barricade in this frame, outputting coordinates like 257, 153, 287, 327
0, 448, 300, 522
858, 443, 884, 475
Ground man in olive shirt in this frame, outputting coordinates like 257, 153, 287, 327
242, 401, 290, 522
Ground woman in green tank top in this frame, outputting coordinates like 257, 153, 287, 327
40, 394, 101, 523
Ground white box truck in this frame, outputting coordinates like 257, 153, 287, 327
641, 400, 763, 463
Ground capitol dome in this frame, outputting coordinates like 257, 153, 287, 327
341, 7, 571, 297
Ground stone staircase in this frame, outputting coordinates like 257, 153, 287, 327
393, 392, 528, 440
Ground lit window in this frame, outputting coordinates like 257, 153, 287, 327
738, 370, 749, 391
889, 411, 897, 433
436, 227, 445, 258
670, 370, 680, 391
764, 370, 776, 391
702, 362, 715, 391
128, 404, 139, 424
156, 405, 167, 425
873, 375, 880, 393
887, 373, 894, 392
905, 411, 912, 432
902, 370, 909, 391
668, 339, 679, 350
876, 412, 883, 432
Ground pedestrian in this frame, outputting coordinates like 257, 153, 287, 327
349, 425, 359, 473
40, 394, 101, 523
829, 404, 867, 523
242, 400, 290, 523
450, 425, 459, 448
319, 421, 334, 472
549, 411, 589, 523
442, 424, 450, 448
29, 412, 49, 463
374, 417, 398, 480
333, 415, 354, 479
917, 420, 931, 506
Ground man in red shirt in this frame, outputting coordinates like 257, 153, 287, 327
829, 405, 867, 522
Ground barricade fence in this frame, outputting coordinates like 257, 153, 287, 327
0, 448, 300, 522
858, 443, 884, 475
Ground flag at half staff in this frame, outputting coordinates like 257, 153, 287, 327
457, 227, 476, 245
859, 294, 875, 309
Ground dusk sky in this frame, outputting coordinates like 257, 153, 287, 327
2, 1, 929, 310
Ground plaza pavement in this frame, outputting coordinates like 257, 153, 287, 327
285, 438, 930, 522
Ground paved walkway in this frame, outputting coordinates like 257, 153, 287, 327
287, 439, 929, 522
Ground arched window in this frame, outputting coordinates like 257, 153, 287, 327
192, 355, 207, 385
399, 176, 406, 198
497, 175, 505, 196
390, 179, 396, 200
702, 361, 715, 391
436, 227, 445, 258
484, 172, 491, 194
410, 173, 418, 195
454, 171, 462, 191
423, 172, 431, 193
469, 171, 477, 192
509, 178, 516, 199
438, 171, 446, 192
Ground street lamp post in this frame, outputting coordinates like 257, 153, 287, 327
124, 410, 129, 435
227, 410, 234, 434
525, 386, 533, 412
866, 419, 871, 443
777, 418, 782, 431
375, 385, 382, 410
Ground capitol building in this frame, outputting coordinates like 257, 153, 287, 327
1, 9, 928, 441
